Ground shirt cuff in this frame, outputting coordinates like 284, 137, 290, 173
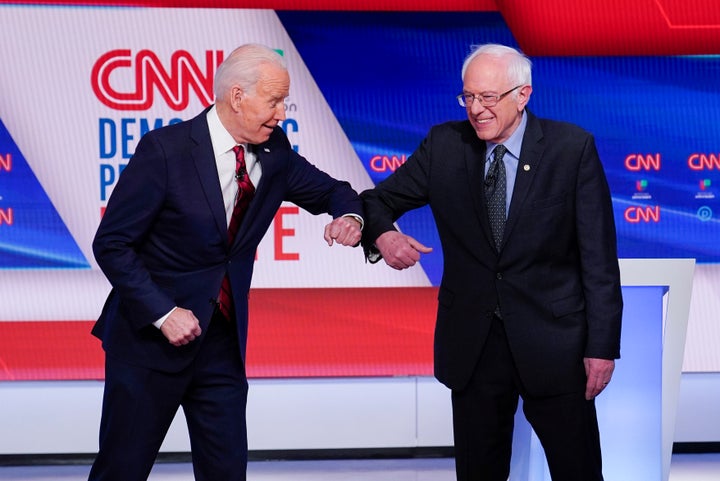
153, 306, 177, 329
342, 213, 364, 230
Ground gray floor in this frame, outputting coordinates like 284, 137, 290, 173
0, 454, 719, 480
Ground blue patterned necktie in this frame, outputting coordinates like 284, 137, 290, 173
485, 144, 507, 250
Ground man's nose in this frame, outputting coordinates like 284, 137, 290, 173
469, 98, 487, 115
275, 102, 286, 120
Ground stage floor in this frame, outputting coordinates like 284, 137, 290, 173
0, 454, 719, 480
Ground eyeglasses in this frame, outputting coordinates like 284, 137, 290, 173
456, 85, 522, 108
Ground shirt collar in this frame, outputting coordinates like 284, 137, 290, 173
207, 105, 241, 156
486, 110, 528, 162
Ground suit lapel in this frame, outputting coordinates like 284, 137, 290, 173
503, 111, 544, 243
463, 127, 496, 249
230, 138, 282, 249
189, 111, 228, 241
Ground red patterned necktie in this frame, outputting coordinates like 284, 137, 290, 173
217, 145, 255, 320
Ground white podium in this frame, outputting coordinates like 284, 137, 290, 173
509, 259, 695, 481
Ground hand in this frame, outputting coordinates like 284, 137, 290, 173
375, 230, 433, 270
584, 357, 615, 400
160, 307, 202, 347
324, 216, 362, 247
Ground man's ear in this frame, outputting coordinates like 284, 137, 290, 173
517, 85, 532, 111
230, 85, 243, 111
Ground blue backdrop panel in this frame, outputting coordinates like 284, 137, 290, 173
279, 11, 720, 287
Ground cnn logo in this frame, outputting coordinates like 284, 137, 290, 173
91, 49, 224, 111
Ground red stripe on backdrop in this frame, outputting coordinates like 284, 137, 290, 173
0, 321, 105, 381
499, 0, 720, 55
0, 287, 438, 381
247, 287, 437, 378
1, 0, 498, 11
6, 0, 719, 54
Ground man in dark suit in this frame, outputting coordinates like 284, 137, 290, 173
89, 44, 363, 481
361, 43, 622, 480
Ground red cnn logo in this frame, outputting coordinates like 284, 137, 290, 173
624, 206, 660, 223
624, 154, 661, 171
688, 153, 720, 171
91, 49, 224, 111
369, 154, 407, 173
0, 208, 12, 226
0, 153, 10, 172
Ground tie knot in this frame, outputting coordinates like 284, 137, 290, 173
233, 145, 247, 179
493, 144, 507, 162
233, 145, 245, 162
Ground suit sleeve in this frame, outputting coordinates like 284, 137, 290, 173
92, 133, 176, 328
281, 140, 363, 221
360, 130, 434, 251
575, 134, 623, 360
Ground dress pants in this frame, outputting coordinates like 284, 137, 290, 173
88, 313, 249, 481
451, 315, 604, 481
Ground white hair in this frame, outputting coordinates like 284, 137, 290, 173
213, 44, 287, 100
461, 43, 532, 88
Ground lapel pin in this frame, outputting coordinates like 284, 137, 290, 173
263, 148, 270, 153
523, 164, 530, 172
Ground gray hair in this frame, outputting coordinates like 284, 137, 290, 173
214, 44, 287, 100
461, 43, 532, 87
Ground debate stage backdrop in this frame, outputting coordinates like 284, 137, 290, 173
1, 0, 719, 380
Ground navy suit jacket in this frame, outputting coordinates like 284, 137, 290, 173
92, 108, 362, 373
362, 111, 622, 396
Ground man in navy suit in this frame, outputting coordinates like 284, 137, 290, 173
89, 43, 363, 481
361, 44, 622, 480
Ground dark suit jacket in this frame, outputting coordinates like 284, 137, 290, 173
92, 108, 362, 373
361, 111, 622, 396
